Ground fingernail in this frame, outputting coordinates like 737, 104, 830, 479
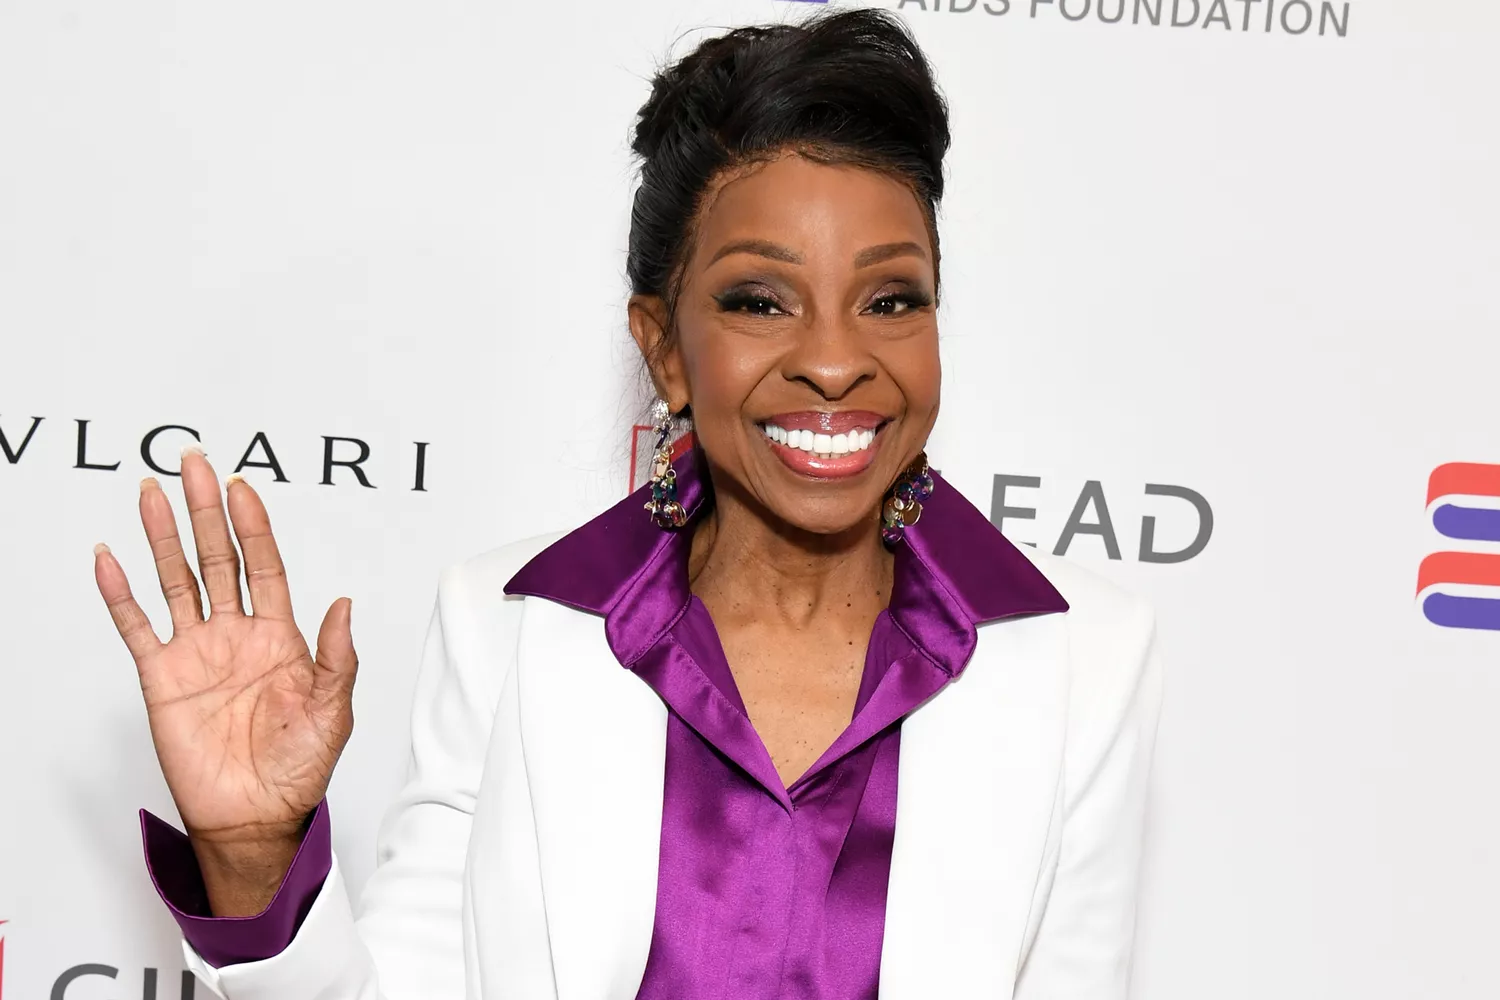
140, 476, 160, 492
93, 542, 111, 556
226, 473, 246, 487
181, 443, 205, 458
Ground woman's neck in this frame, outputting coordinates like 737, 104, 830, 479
687, 476, 894, 632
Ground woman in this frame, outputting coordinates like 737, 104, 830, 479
94, 9, 1163, 999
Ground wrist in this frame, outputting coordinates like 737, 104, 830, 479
187, 816, 312, 917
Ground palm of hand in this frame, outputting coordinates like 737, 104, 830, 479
143, 614, 344, 840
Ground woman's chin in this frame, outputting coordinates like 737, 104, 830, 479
762, 500, 884, 544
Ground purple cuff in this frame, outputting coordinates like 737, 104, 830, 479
140, 801, 333, 968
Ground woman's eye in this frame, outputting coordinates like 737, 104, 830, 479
741, 297, 782, 316
716, 292, 785, 316
869, 295, 913, 316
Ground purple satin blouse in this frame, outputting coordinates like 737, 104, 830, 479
142, 451, 1067, 998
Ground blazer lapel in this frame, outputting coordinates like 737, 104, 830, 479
515, 596, 667, 1000
880, 612, 1070, 999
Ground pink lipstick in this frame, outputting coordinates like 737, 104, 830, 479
758, 411, 889, 479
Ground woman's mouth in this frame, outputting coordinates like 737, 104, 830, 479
757, 411, 888, 479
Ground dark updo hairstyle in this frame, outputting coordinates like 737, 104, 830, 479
628, 8, 951, 336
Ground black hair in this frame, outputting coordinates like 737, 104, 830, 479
627, 8, 951, 335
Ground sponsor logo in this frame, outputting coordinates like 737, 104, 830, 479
0, 414, 431, 491
1417, 462, 1500, 632
49, 966, 198, 1000
0, 926, 198, 1000
991, 474, 1212, 563
890, 0, 1354, 37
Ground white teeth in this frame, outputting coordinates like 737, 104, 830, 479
760, 422, 879, 458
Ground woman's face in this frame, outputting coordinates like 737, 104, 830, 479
632, 153, 941, 539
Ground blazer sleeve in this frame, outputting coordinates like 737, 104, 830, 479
1013, 593, 1165, 1000
180, 546, 531, 1000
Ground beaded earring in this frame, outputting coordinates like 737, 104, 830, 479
880, 452, 935, 547
644, 398, 688, 529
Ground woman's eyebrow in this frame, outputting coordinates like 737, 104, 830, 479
707, 239, 805, 266
705, 239, 929, 268
853, 241, 928, 268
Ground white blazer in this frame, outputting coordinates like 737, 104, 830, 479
181, 533, 1164, 1000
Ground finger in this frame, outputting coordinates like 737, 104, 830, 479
312, 598, 358, 708
180, 445, 245, 617
226, 475, 293, 620
93, 542, 164, 666
139, 476, 205, 632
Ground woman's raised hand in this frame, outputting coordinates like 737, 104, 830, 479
93, 446, 357, 915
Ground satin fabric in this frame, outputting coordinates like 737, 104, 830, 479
141, 801, 333, 967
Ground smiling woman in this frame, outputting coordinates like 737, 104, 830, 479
635, 155, 942, 537
94, 8, 1164, 1000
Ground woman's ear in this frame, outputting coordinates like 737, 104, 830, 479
628, 294, 690, 411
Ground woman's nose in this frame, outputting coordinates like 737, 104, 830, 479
781, 313, 878, 401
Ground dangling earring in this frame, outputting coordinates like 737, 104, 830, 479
644, 398, 688, 529
881, 452, 935, 547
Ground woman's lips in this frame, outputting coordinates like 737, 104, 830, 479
757, 413, 888, 479
767, 439, 881, 478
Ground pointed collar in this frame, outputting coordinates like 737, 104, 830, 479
503, 450, 1068, 675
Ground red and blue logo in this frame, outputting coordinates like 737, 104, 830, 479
1417, 462, 1500, 631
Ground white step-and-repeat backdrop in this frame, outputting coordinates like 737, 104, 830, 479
2, 0, 1496, 997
